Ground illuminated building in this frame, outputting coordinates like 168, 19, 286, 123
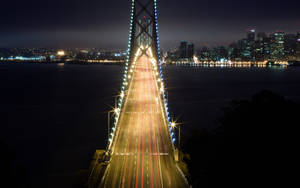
284, 34, 297, 60
246, 29, 255, 60
263, 37, 271, 59
57, 50, 65, 56
270, 32, 285, 60
228, 43, 241, 61
179, 41, 187, 59
199, 46, 210, 61
247, 29, 256, 41
296, 32, 300, 60
187, 43, 194, 59
254, 40, 264, 61
237, 29, 256, 61
239, 39, 251, 60
211, 46, 228, 61
257, 32, 267, 41
254, 32, 268, 61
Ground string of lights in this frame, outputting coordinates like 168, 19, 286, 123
153, 0, 176, 145
106, 0, 135, 150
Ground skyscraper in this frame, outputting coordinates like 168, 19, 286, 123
254, 40, 264, 61
199, 46, 210, 61
284, 34, 297, 60
296, 32, 300, 60
239, 38, 251, 61
179, 41, 187, 59
228, 43, 240, 61
270, 31, 285, 60
263, 37, 271, 60
247, 29, 256, 41
257, 32, 267, 41
187, 43, 194, 59
239, 29, 256, 61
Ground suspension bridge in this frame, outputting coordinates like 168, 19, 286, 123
88, 1, 188, 187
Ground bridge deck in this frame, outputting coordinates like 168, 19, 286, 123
101, 56, 187, 188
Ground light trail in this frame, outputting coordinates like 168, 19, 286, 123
101, 55, 187, 188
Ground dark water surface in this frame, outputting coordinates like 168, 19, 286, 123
165, 65, 300, 131
1, 63, 300, 187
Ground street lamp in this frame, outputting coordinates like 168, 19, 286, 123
114, 92, 125, 109
107, 109, 115, 145
171, 121, 182, 150
171, 121, 184, 162
107, 108, 120, 145
108, 91, 126, 145
171, 122, 176, 128
120, 92, 125, 99
114, 108, 120, 114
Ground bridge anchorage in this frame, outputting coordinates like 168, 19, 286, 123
87, 1, 189, 187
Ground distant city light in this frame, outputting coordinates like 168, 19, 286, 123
80, 50, 88, 53
5, 56, 46, 61
114, 53, 122, 57
57, 50, 65, 56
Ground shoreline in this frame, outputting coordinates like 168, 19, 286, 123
0, 60, 125, 65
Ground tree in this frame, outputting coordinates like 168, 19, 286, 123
183, 90, 299, 188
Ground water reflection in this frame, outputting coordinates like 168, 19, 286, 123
173, 61, 288, 68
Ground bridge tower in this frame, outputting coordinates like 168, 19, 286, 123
127, 0, 161, 64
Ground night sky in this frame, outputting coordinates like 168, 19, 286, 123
1, 0, 300, 49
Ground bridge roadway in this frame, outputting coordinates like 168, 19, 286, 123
101, 55, 187, 188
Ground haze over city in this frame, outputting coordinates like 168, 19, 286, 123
1, 0, 300, 49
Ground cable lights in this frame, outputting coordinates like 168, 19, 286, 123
152, 0, 176, 144
106, 0, 135, 148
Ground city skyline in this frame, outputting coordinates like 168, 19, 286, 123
2, 29, 300, 64
1, 0, 300, 49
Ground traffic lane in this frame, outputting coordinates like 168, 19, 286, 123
103, 59, 141, 187
102, 55, 188, 188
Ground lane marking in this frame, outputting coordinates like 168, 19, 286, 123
114, 153, 169, 156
